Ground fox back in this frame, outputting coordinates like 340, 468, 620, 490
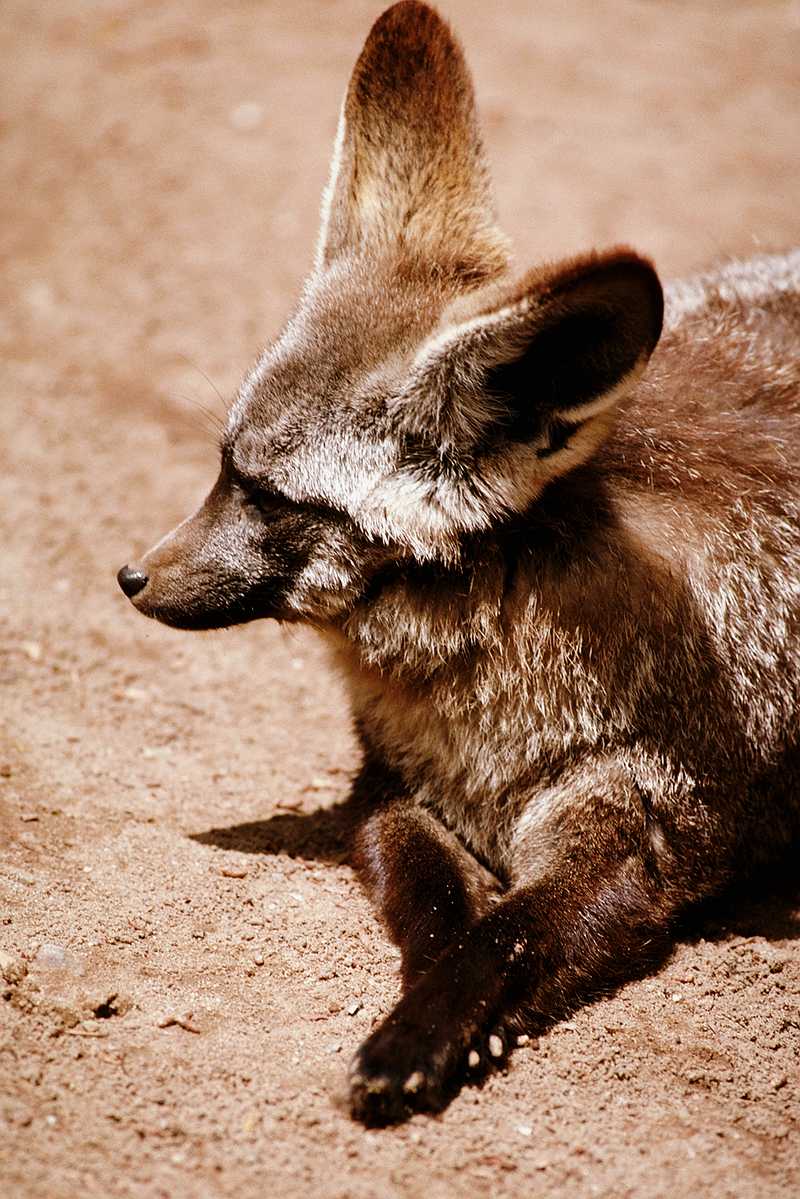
119, 2, 800, 1125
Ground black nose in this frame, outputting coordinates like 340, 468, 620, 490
117, 564, 148, 599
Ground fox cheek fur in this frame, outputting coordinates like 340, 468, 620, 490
119, 1, 800, 1126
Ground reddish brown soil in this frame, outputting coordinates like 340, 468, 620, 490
1, 2, 799, 1196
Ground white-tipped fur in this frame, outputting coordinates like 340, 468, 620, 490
666, 250, 800, 327
314, 100, 347, 274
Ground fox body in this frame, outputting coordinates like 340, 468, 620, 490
118, 2, 800, 1125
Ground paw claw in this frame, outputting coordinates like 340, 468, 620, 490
403, 1070, 426, 1094
488, 1033, 504, 1058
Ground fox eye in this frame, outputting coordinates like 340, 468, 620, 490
248, 486, 284, 517
235, 473, 284, 515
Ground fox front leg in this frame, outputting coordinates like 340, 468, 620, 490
353, 798, 502, 990
349, 765, 683, 1126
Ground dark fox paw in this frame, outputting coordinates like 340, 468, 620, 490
348, 1023, 451, 1126
348, 1019, 513, 1126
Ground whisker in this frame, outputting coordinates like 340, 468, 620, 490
177, 354, 229, 415
172, 394, 227, 445
176, 394, 225, 429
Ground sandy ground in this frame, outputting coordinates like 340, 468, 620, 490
2, 1, 799, 1196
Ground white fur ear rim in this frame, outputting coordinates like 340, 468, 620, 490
314, 99, 348, 273
401, 294, 649, 400
403, 296, 538, 393
391, 298, 540, 446
552, 358, 648, 424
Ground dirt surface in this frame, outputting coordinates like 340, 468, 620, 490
2, 1, 799, 1196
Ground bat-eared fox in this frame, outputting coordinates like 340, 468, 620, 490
119, 1, 800, 1126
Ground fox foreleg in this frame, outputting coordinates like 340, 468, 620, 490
349, 764, 679, 1126
353, 797, 502, 990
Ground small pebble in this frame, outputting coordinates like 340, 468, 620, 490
516, 1033, 530, 1047
275, 797, 303, 811
346, 999, 362, 1016
229, 101, 264, 131
24, 282, 55, 314
488, 1034, 503, 1058
34, 943, 67, 970
158, 1012, 201, 1034
253, 954, 265, 966
467, 1049, 480, 1069
516, 1124, 533, 1137
220, 867, 248, 879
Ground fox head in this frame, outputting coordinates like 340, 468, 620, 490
118, 0, 663, 631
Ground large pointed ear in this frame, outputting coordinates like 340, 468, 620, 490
397, 248, 664, 453
359, 250, 663, 556
316, 1, 508, 283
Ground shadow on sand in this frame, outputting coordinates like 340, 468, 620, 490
190, 796, 364, 866
191, 799, 800, 945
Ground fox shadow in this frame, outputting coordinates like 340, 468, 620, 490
190, 798, 800, 945
190, 795, 363, 866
